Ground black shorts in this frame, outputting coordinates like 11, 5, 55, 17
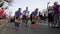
32, 21, 35, 24
14, 17, 19, 22
16, 17, 19, 20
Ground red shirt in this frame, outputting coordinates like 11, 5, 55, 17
0, 9, 4, 16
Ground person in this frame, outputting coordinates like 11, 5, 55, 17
23, 7, 29, 27
48, 6, 54, 27
0, 8, 5, 25
0, 8, 4, 19
30, 8, 39, 29
4, 7, 11, 21
44, 13, 47, 21
52, 2, 60, 28
38, 11, 42, 23
14, 8, 22, 31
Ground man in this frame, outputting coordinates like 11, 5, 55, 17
30, 8, 39, 29
53, 2, 60, 28
23, 7, 29, 27
14, 8, 22, 31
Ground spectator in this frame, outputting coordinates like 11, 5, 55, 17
53, 2, 60, 28
48, 6, 54, 27
0, 8, 4, 19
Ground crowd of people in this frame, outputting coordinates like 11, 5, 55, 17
0, 7, 10, 23
14, 2, 60, 31
48, 2, 60, 28
0, 0, 12, 25
0, 1, 60, 31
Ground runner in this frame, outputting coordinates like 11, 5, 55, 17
30, 8, 39, 29
14, 8, 22, 31
23, 7, 29, 27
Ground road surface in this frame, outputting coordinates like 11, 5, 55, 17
0, 20, 60, 34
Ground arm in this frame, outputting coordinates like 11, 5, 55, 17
32, 14, 37, 22
58, 6, 60, 16
14, 14, 16, 21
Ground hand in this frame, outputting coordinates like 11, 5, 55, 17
15, 20, 18, 22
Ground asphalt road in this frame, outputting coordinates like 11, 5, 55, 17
0, 20, 60, 34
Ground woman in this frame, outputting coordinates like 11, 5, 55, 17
14, 8, 22, 31
30, 8, 38, 29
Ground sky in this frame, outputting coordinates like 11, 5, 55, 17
10, 0, 60, 16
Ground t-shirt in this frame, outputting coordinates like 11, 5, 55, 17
53, 5, 60, 14
24, 10, 29, 13
30, 11, 38, 17
15, 11, 22, 17
24, 10, 29, 16
0, 9, 4, 16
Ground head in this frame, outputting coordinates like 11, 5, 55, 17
26, 7, 28, 10
18, 8, 21, 12
48, 6, 53, 9
54, 2, 58, 5
35, 8, 39, 12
